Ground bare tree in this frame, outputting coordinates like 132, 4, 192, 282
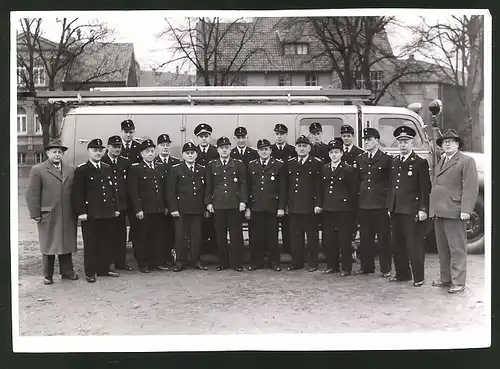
17, 17, 118, 147
411, 15, 484, 152
158, 17, 268, 86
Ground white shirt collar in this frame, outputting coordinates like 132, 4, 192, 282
160, 155, 169, 163
344, 144, 353, 152
445, 150, 458, 161
401, 152, 412, 161
221, 158, 229, 165
144, 160, 154, 168
90, 160, 100, 169
368, 148, 378, 158
331, 160, 341, 169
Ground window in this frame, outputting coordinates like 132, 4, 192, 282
283, 43, 309, 55
17, 107, 27, 134
377, 117, 423, 148
34, 114, 42, 134
278, 74, 292, 86
34, 152, 44, 163
305, 74, 318, 86
18, 153, 27, 164
33, 66, 46, 86
17, 67, 26, 86
299, 117, 345, 140
353, 71, 384, 92
232, 74, 247, 86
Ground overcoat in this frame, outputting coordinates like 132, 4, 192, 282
26, 160, 77, 255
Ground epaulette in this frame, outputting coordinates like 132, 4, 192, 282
314, 157, 322, 162
101, 162, 110, 167
172, 163, 181, 168
234, 158, 243, 163
171, 156, 180, 160
208, 159, 217, 164
288, 157, 297, 162
275, 158, 283, 162
119, 155, 127, 160
249, 159, 258, 164
132, 138, 141, 143
131, 163, 139, 166
77, 162, 86, 167
197, 164, 206, 168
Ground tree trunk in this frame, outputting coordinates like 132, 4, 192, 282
469, 99, 482, 152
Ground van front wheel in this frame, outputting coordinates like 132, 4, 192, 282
466, 194, 484, 254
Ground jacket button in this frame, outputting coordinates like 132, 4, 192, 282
329, 191, 332, 194
367, 187, 371, 190
396, 186, 399, 189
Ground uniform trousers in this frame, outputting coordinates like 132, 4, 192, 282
43, 253, 75, 278
391, 213, 425, 282
135, 213, 164, 269
201, 216, 217, 254
174, 213, 203, 267
81, 218, 113, 277
289, 213, 319, 268
358, 208, 392, 274
214, 209, 244, 269
249, 212, 280, 267
322, 211, 354, 272
110, 213, 127, 268
278, 215, 291, 254
434, 217, 467, 286
127, 210, 138, 260
161, 214, 175, 266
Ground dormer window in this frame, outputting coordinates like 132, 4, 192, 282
283, 43, 309, 55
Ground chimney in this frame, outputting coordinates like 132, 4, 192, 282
408, 54, 415, 61
176, 66, 179, 75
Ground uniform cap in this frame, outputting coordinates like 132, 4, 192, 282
88, 138, 105, 149
257, 138, 271, 149
157, 134, 172, 144
273, 123, 288, 134
107, 135, 122, 145
182, 142, 197, 152
340, 124, 355, 135
362, 127, 380, 139
394, 126, 416, 140
234, 126, 248, 137
216, 136, 231, 147
328, 137, 344, 151
121, 119, 135, 131
140, 139, 156, 151
296, 135, 311, 145
309, 122, 323, 134
194, 123, 213, 136
44, 139, 68, 152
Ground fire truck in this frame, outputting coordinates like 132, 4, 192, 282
25, 86, 485, 254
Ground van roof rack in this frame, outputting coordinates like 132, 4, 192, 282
21, 86, 374, 106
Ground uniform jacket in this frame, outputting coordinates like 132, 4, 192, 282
342, 145, 364, 169
154, 154, 181, 207
72, 161, 119, 219
101, 154, 128, 212
121, 138, 142, 165
310, 142, 330, 164
271, 143, 297, 162
196, 144, 219, 167
205, 158, 248, 210
230, 146, 259, 167
286, 156, 322, 214
319, 161, 358, 212
387, 151, 431, 215
357, 149, 392, 209
127, 161, 166, 215
167, 162, 206, 215
429, 151, 478, 219
26, 160, 77, 255
247, 158, 287, 212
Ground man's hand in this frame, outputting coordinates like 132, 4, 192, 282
33, 217, 41, 223
78, 214, 88, 221
114, 211, 120, 217
314, 207, 322, 215
418, 211, 427, 222
239, 202, 246, 212
171, 211, 180, 218
164, 208, 169, 216
204, 211, 210, 218
206, 204, 214, 213
460, 212, 471, 221
245, 208, 251, 220
277, 209, 285, 217
136, 211, 144, 220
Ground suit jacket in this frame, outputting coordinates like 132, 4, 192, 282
429, 151, 478, 219
286, 156, 322, 214
310, 141, 330, 164
230, 146, 259, 167
196, 144, 219, 167
101, 154, 128, 212
357, 149, 392, 209
205, 158, 248, 210
26, 160, 77, 255
247, 158, 287, 212
387, 151, 431, 215
127, 161, 166, 215
72, 161, 119, 219
319, 161, 358, 212
167, 162, 206, 215
271, 143, 297, 162
342, 145, 364, 168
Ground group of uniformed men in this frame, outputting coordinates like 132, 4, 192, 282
73, 118, 431, 287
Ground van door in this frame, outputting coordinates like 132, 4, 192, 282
185, 114, 238, 147
296, 114, 353, 143
237, 113, 296, 148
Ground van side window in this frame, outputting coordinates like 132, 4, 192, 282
377, 118, 423, 148
299, 117, 344, 141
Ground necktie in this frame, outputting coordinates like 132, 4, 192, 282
344, 147, 348, 153
54, 164, 61, 172
126, 143, 130, 150
223, 160, 227, 166
261, 161, 266, 167
96, 163, 100, 170
240, 149, 243, 155
113, 159, 117, 165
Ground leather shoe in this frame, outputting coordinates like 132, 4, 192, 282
195, 263, 208, 270
247, 265, 259, 271
448, 285, 465, 294
61, 273, 79, 280
381, 272, 391, 278
341, 271, 351, 277
139, 267, 150, 273
233, 267, 243, 272
286, 265, 302, 271
389, 276, 409, 282
43, 277, 53, 285
158, 265, 170, 271
355, 270, 374, 275
98, 271, 119, 277
432, 280, 451, 287
216, 266, 226, 271
273, 266, 282, 272
173, 265, 184, 272
413, 280, 424, 287
307, 267, 318, 272
85, 276, 96, 283
115, 264, 133, 271
321, 268, 334, 274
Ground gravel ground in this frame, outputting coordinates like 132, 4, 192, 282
15, 170, 487, 337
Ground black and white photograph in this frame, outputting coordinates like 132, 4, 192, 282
11, 9, 491, 352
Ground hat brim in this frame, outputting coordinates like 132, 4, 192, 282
437, 136, 463, 148
158, 140, 172, 144
395, 134, 414, 140
88, 145, 105, 149
328, 146, 343, 151
274, 129, 287, 134
309, 129, 322, 134
196, 130, 211, 136
257, 144, 271, 149
362, 135, 379, 139
44, 145, 68, 151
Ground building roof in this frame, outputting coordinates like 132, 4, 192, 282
64, 43, 135, 84
397, 57, 464, 85
200, 17, 394, 73
139, 70, 196, 87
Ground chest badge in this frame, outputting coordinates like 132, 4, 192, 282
234, 177, 238, 182
408, 171, 413, 176
271, 176, 275, 181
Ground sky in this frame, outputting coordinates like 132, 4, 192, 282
12, 10, 480, 74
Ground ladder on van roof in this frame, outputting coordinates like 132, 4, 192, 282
21, 86, 374, 106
